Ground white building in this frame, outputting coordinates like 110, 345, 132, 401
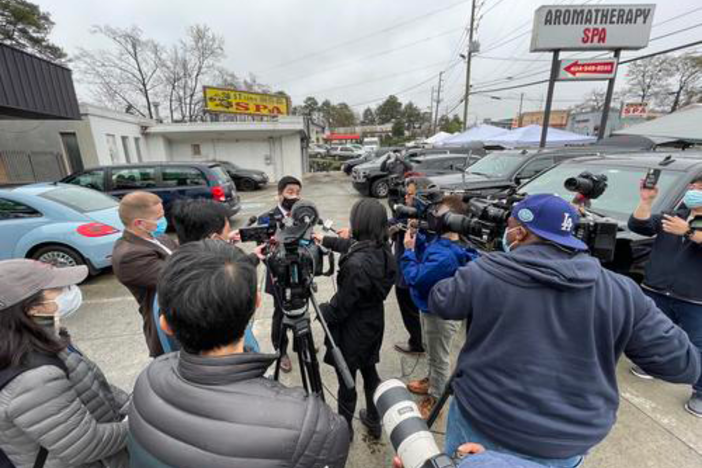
0, 103, 308, 183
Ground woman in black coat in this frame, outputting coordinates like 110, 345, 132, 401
317, 198, 397, 441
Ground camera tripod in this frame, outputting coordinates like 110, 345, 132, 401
267, 270, 355, 398
426, 371, 457, 429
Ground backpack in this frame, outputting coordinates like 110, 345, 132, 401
0, 353, 69, 468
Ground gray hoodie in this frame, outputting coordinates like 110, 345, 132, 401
430, 243, 700, 459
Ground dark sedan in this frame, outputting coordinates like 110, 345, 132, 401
213, 160, 269, 191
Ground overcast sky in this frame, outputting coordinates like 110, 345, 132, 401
36, 0, 702, 122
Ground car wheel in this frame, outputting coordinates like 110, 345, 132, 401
239, 178, 257, 191
371, 178, 390, 198
31, 245, 85, 269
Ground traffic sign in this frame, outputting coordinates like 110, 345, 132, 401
558, 58, 618, 81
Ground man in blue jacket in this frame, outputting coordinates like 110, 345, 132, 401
401, 194, 478, 419
430, 194, 700, 467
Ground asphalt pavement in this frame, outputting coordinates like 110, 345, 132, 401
65, 172, 702, 468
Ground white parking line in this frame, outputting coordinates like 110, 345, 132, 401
83, 296, 135, 305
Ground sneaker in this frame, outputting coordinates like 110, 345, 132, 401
630, 365, 653, 380
407, 377, 430, 395
359, 409, 382, 439
394, 342, 425, 355
684, 392, 702, 418
279, 354, 293, 373
418, 395, 437, 420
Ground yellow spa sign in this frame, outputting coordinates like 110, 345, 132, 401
203, 86, 290, 117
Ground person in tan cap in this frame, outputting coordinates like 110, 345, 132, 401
0, 259, 129, 468
112, 191, 178, 357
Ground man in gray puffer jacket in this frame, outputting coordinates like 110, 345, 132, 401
129, 240, 350, 468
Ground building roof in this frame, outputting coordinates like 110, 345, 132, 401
614, 104, 702, 143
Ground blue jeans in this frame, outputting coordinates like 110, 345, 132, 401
646, 290, 702, 391
445, 399, 584, 468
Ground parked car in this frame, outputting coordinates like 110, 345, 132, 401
61, 162, 240, 222
429, 146, 642, 196
212, 160, 269, 191
342, 147, 402, 175
309, 144, 329, 157
515, 152, 702, 280
352, 146, 487, 198
0, 183, 123, 274
362, 137, 380, 152
329, 145, 365, 160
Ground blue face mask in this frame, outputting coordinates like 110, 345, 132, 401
502, 227, 518, 253
683, 189, 702, 209
151, 217, 168, 237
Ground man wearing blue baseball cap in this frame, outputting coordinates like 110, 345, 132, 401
429, 193, 700, 468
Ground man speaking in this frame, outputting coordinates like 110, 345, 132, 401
430, 194, 700, 467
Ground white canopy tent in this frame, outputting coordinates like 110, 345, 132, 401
614, 104, 702, 143
487, 125, 596, 147
438, 124, 507, 146
425, 131, 453, 144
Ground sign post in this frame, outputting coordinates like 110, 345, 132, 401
530, 4, 655, 147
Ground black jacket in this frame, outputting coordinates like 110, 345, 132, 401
320, 238, 396, 371
628, 207, 702, 303
128, 352, 349, 468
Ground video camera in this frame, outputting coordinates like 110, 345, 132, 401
393, 172, 619, 263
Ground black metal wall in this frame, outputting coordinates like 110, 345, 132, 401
0, 44, 80, 120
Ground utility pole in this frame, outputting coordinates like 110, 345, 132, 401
429, 86, 435, 134
462, 0, 477, 131
517, 92, 524, 128
433, 72, 444, 133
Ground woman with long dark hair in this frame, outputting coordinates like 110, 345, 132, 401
0, 260, 128, 468
316, 198, 397, 441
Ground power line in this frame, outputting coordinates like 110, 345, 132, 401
258, 0, 471, 74
347, 73, 442, 108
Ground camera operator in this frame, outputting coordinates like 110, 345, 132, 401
258, 176, 303, 373
128, 240, 350, 468
389, 178, 426, 356
401, 195, 478, 419
628, 176, 702, 416
313, 199, 396, 441
429, 194, 700, 467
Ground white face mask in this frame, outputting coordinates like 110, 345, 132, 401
39, 285, 83, 320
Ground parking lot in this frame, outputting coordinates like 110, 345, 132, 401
65, 172, 702, 468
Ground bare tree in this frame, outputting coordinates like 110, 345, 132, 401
663, 54, 702, 113
75, 26, 163, 118
571, 89, 623, 113
624, 56, 673, 108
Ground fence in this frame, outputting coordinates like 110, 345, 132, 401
0, 150, 67, 185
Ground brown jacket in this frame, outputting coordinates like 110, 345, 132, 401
112, 230, 178, 357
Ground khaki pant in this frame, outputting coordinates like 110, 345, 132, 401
420, 312, 462, 398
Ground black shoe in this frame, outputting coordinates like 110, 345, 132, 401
359, 409, 382, 439
394, 342, 425, 356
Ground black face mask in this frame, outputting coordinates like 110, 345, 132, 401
281, 197, 299, 212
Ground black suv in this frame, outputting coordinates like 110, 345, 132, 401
430, 146, 643, 197
516, 151, 702, 280
61, 161, 241, 221
212, 160, 269, 191
352, 146, 486, 198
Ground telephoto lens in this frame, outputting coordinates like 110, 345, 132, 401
374, 380, 456, 468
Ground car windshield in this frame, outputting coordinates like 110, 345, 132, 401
466, 152, 528, 178
518, 163, 683, 221
40, 186, 118, 212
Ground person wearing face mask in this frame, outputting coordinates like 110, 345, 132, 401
429, 194, 700, 467
256, 176, 303, 373
400, 194, 479, 420
112, 191, 178, 357
628, 175, 702, 416
0, 260, 129, 468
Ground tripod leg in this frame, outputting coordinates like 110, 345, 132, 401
426, 372, 456, 429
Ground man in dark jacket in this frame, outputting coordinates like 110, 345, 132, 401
112, 191, 178, 357
257, 176, 303, 373
129, 240, 349, 468
430, 194, 700, 467
401, 194, 478, 419
628, 175, 702, 416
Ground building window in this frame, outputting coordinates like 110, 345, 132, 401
134, 137, 143, 162
191, 144, 201, 157
106, 134, 119, 164
121, 136, 132, 163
